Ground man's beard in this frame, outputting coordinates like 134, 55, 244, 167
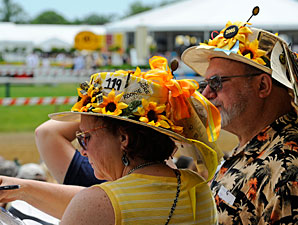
211, 99, 247, 128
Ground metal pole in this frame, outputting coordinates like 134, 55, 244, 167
5, 83, 10, 97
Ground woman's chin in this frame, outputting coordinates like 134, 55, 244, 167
94, 171, 108, 181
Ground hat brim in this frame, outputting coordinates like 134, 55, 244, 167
181, 45, 272, 77
50, 111, 187, 143
49, 111, 218, 181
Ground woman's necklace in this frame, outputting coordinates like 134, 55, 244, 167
165, 170, 181, 225
126, 162, 181, 225
127, 161, 160, 175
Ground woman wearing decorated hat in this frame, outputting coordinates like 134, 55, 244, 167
0, 56, 222, 224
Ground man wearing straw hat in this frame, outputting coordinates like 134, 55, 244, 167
182, 16, 298, 224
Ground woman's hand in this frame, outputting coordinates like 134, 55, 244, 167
0, 175, 84, 219
0, 176, 26, 203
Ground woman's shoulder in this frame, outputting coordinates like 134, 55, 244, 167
61, 186, 114, 225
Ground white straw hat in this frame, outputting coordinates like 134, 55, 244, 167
49, 56, 223, 181
182, 21, 298, 106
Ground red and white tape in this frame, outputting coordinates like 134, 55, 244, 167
0, 96, 77, 106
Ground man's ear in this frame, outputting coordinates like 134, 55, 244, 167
257, 74, 272, 98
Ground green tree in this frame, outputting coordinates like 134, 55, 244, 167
31, 10, 69, 24
81, 13, 113, 25
0, 0, 28, 23
159, 0, 180, 7
123, 0, 179, 18
124, 1, 153, 17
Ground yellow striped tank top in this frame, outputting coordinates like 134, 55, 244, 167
97, 169, 217, 224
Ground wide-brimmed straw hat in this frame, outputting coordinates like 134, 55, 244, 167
182, 21, 298, 106
49, 56, 222, 181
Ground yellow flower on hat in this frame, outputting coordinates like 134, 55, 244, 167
136, 99, 170, 129
99, 89, 128, 116
166, 118, 184, 134
72, 84, 97, 112
240, 39, 267, 65
206, 21, 252, 50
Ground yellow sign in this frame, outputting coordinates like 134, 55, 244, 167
97, 35, 106, 51
74, 31, 100, 50
114, 33, 123, 51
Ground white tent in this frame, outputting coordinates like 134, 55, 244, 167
106, 0, 298, 32
0, 23, 106, 51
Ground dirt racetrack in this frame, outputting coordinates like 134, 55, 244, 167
0, 130, 239, 165
0, 132, 40, 164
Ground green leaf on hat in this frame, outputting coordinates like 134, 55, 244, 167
121, 100, 142, 116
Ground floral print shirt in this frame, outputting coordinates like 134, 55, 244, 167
210, 110, 298, 224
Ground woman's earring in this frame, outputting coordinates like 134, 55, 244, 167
121, 151, 130, 166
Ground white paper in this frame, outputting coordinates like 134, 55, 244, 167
218, 185, 236, 206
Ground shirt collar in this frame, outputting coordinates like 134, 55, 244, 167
231, 109, 297, 157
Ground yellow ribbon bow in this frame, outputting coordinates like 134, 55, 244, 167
144, 56, 221, 142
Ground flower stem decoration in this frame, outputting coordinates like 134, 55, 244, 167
205, 21, 252, 50
200, 21, 270, 67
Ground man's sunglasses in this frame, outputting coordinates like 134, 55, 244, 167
198, 74, 262, 93
76, 125, 106, 150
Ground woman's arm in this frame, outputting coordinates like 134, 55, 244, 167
35, 119, 80, 183
0, 176, 83, 219
61, 186, 115, 225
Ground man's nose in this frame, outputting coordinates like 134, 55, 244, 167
202, 85, 217, 100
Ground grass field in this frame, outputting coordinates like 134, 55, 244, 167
0, 83, 78, 97
0, 83, 78, 132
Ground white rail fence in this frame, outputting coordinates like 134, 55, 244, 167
0, 65, 201, 100
0, 65, 100, 84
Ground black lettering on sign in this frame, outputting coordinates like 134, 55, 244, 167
123, 92, 138, 100
138, 81, 150, 94
123, 88, 142, 100
104, 78, 123, 91
223, 25, 239, 39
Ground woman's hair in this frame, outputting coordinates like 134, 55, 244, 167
96, 116, 177, 162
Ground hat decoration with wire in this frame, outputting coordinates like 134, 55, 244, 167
182, 6, 298, 106
50, 56, 222, 181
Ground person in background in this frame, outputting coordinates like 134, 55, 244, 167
73, 53, 85, 70
35, 119, 104, 186
182, 19, 298, 224
0, 56, 222, 224
16, 163, 47, 181
0, 157, 18, 178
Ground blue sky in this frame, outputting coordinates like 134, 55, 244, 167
14, 0, 166, 20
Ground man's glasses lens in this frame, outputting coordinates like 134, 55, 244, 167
198, 73, 262, 93
198, 76, 222, 93
209, 76, 222, 91
198, 81, 208, 93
